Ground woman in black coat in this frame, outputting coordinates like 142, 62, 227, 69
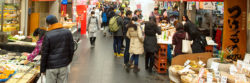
183, 19, 207, 53
144, 16, 161, 72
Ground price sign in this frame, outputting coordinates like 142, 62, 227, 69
230, 65, 237, 75
221, 76, 227, 83
214, 71, 220, 79
207, 72, 213, 83
199, 78, 204, 83
184, 60, 191, 66
211, 62, 219, 71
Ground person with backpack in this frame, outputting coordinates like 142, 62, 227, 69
101, 8, 109, 36
109, 10, 124, 57
87, 11, 100, 47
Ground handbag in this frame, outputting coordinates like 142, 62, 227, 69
182, 32, 192, 53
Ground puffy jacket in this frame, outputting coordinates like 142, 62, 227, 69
144, 21, 161, 53
41, 23, 74, 73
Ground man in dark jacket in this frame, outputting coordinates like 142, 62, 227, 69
123, 10, 132, 70
113, 10, 124, 57
41, 15, 74, 83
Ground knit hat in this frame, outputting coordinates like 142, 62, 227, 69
115, 10, 121, 15
46, 15, 58, 25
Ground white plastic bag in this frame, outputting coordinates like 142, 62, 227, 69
37, 74, 46, 83
86, 31, 89, 39
182, 33, 192, 53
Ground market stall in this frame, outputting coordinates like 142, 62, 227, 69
154, 22, 218, 73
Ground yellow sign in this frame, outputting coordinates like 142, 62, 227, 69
222, 0, 247, 60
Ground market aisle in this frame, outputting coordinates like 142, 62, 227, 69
68, 31, 169, 83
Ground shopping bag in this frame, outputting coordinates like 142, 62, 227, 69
182, 33, 192, 53
37, 73, 46, 83
86, 31, 89, 39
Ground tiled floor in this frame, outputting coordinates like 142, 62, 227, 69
68, 31, 169, 83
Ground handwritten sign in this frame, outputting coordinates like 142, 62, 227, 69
221, 76, 227, 83
222, 0, 247, 61
207, 72, 213, 83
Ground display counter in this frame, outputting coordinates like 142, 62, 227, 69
0, 53, 40, 83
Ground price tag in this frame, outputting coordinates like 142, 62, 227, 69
221, 76, 227, 83
180, 65, 191, 73
198, 68, 205, 78
211, 62, 219, 71
214, 71, 220, 79
230, 65, 237, 75
184, 60, 191, 66
207, 72, 213, 83
199, 78, 204, 83
198, 60, 203, 65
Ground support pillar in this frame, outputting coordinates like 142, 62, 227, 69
179, 2, 185, 22
49, 0, 60, 19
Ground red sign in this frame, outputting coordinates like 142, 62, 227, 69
76, 5, 88, 35
32, 0, 56, 1
155, 0, 223, 2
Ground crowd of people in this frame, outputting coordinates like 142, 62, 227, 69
18, 1, 209, 83
85, 2, 208, 73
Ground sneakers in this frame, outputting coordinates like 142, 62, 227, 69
114, 53, 118, 56
119, 53, 124, 57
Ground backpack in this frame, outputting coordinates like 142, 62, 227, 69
102, 12, 108, 23
109, 16, 120, 32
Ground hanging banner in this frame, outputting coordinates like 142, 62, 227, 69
222, 0, 247, 60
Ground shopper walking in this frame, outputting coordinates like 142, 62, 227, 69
101, 8, 109, 36
183, 16, 207, 53
144, 16, 161, 72
23, 28, 46, 64
172, 22, 187, 56
87, 11, 100, 47
123, 10, 133, 71
127, 17, 144, 73
111, 10, 124, 57
41, 15, 74, 83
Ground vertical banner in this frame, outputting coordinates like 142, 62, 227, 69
76, 5, 88, 35
222, 0, 247, 60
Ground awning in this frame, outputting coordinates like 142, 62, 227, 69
155, 0, 223, 2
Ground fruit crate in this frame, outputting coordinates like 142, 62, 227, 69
154, 58, 167, 73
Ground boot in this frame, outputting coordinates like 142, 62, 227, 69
133, 66, 140, 73
125, 64, 131, 72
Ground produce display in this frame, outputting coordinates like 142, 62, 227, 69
170, 59, 250, 83
157, 23, 176, 44
0, 53, 40, 82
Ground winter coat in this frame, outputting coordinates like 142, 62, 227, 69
172, 31, 187, 56
127, 24, 144, 55
184, 22, 207, 53
41, 23, 74, 73
113, 15, 124, 36
87, 16, 99, 32
144, 21, 162, 53
123, 17, 131, 36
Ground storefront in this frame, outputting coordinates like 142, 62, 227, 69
247, 0, 250, 53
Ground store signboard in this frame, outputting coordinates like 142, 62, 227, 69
222, 0, 247, 60
202, 2, 216, 10
155, 0, 223, 1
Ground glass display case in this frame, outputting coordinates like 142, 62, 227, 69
0, 0, 20, 34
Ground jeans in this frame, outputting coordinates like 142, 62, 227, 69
113, 36, 122, 54
145, 52, 154, 69
130, 55, 139, 66
46, 66, 68, 83
124, 37, 130, 64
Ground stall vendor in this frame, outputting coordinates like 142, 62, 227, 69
23, 28, 46, 64
160, 11, 170, 23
